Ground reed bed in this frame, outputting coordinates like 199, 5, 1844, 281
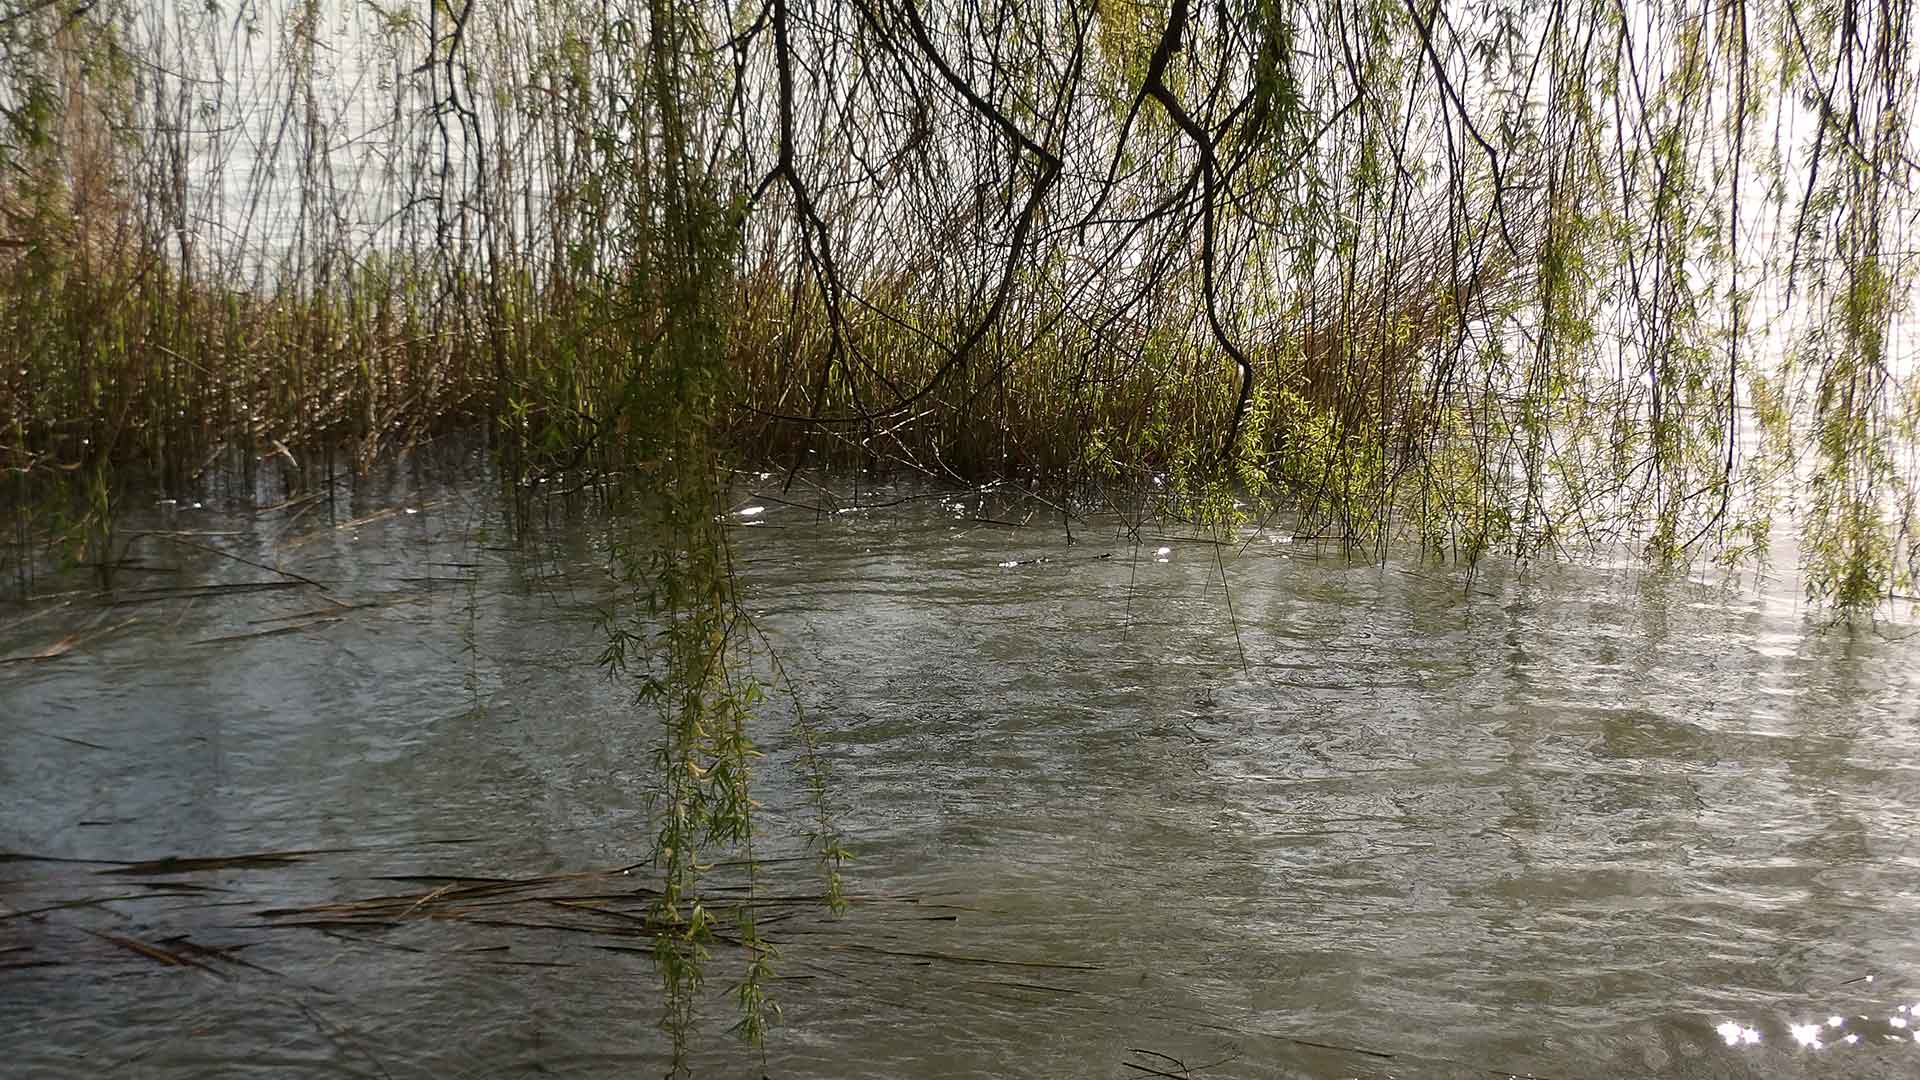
2, 0, 1915, 603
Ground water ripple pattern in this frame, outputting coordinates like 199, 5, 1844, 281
2, 481, 1917, 1078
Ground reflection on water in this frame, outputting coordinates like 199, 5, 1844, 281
1724, 998, 1920, 1051
2, 470, 1919, 1078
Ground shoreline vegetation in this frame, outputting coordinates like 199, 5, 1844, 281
2, 1, 1916, 610
2, 0, 1916, 1063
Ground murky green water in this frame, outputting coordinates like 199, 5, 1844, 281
4, 466, 1918, 1078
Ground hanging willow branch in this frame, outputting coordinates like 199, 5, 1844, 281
3, 0, 1917, 608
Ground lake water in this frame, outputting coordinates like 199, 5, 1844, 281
3, 458, 1918, 1078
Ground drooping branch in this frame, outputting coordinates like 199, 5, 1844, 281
1139, 0, 1255, 461
1401, 0, 1524, 259
749, 0, 1063, 425
758, 0, 859, 416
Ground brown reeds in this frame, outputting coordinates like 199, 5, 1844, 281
0, 0, 1913, 607
0, 3, 1519, 509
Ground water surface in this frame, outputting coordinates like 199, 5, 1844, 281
3, 472, 1918, 1078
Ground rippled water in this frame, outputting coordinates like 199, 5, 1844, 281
3, 467, 1918, 1078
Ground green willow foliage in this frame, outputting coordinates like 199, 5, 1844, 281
592, 0, 845, 1059
0, 0, 1913, 1057
727, 0, 1914, 604
6, 0, 1916, 609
